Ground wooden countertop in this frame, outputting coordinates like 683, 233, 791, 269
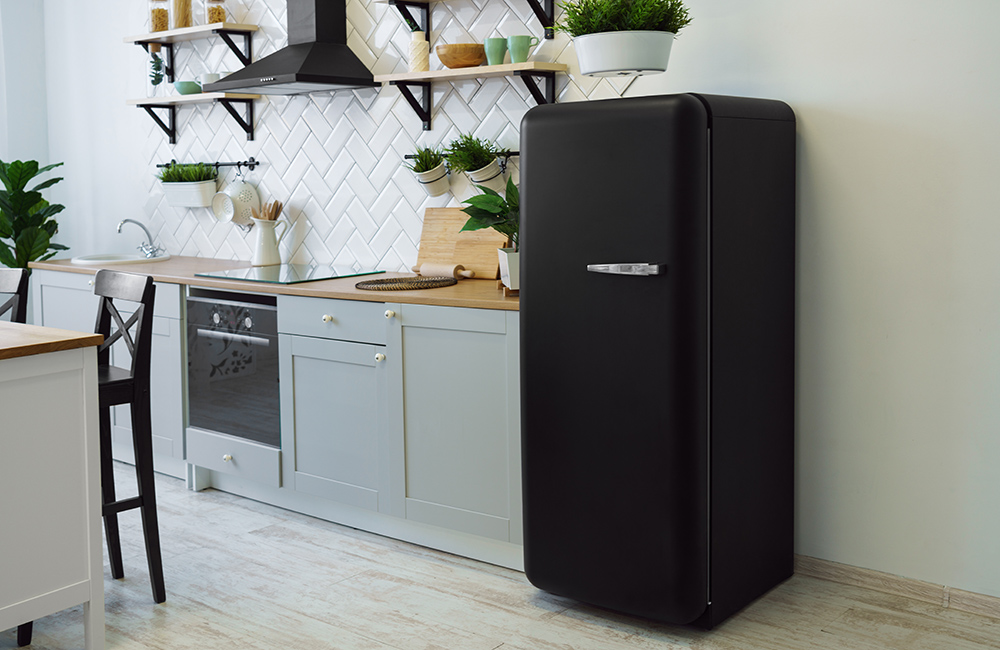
0, 321, 103, 361
29, 256, 519, 311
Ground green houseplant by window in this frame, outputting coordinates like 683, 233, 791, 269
0, 159, 68, 269
460, 176, 520, 289
405, 146, 449, 197
445, 133, 509, 194
157, 162, 218, 208
556, 0, 692, 76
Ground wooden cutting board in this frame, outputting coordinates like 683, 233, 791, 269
416, 207, 507, 280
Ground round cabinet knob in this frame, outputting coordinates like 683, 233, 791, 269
213, 313, 221, 325
88, 280, 94, 286
321, 314, 334, 323
222, 454, 233, 462
384, 310, 396, 319
374, 353, 386, 363
244, 316, 253, 329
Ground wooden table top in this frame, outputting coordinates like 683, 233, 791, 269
0, 321, 103, 361
29, 256, 520, 312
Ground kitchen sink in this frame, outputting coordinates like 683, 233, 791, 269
70, 253, 171, 265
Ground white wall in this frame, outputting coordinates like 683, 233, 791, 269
18, 0, 1000, 599
0, 0, 49, 162
630, 0, 1000, 597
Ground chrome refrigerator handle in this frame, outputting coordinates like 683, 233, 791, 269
586, 263, 666, 276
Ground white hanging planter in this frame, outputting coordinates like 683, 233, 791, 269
573, 30, 675, 77
498, 247, 519, 290
414, 162, 450, 197
466, 158, 506, 194
161, 179, 217, 207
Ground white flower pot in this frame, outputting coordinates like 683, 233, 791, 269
573, 30, 675, 77
466, 158, 506, 194
498, 247, 519, 290
161, 179, 217, 207
414, 162, 450, 197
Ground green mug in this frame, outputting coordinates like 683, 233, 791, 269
485, 37, 508, 65
507, 35, 540, 63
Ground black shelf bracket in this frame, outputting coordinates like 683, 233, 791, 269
392, 81, 432, 131
218, 98, 255, 141
526, 0, 555, 39
140, 42, 175, 82
214, 29, 254, 66
514, 70, 556, 105
388, 0, 431, 38
139, 104, 177, 144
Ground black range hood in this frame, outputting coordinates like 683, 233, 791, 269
203, 0, 378, 95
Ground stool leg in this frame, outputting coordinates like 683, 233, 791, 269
131, 393, 166, 603
99, 406, 125, 580
16, 622, 32, 646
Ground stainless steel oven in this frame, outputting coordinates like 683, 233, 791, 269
186, 289, 279, 448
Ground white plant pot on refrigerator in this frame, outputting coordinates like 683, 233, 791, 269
466, 158, 506, 194
414, 162, 450, 197
573, 30, 675, 77
498, 247, 519, 290
161, 179, 217, 207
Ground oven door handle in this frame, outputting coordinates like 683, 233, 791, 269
195, 328, 271, 347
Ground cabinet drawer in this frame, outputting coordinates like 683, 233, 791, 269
186, 427, 280, 486
33, 270, 181, 321
277, 295, 387, 344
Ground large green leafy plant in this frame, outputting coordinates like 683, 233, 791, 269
557, 0, 692, 37
460, 177, 519, 251
0, 160, 68, 268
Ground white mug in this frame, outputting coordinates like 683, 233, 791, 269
199, 73, 221, 85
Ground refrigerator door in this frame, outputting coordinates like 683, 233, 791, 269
520, 94, 710, 624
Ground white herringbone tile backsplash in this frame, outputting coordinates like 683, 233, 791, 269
141, 0, 627, 269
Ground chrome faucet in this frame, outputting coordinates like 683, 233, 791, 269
117, 219, 165, 258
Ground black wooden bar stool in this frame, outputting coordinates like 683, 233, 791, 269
93, 269, 166, 604
0, 268, 28, 323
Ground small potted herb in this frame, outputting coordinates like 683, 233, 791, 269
557, 0, 692, 76
157, 162, 218, 208
445, 133, 508, 194
460, 176, 519, 289
405, 146, 449, 197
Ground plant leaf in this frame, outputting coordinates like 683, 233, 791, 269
30, 176, 63, 193
14, 226, 50, 267
462, 194, 506, 213
0, 240, 15, 268
5, 160, 39, 192
461, 213, 505, 232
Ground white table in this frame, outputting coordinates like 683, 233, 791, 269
0, 321, 105, 650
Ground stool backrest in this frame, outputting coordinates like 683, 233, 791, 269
93, 269, 156, 382
0, 268, 29, 323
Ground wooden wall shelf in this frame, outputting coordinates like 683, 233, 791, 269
125, 23, 259, 46
127, 93, 260, 144
375, 62, 567, 130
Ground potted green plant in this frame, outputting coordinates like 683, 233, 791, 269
0, 159, 68, 269
157, 162, 218, 208
460, 176, 520, 289
556, 0, 692, 76
445, 133, 508, 194
405, 146, 449, 197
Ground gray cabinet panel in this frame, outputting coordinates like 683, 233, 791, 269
280, 333, 390, 512
278, 294, 387, 344
187, 426, 280, 486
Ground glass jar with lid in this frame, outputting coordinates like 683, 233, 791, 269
172, 0, 193, 28
206, 0, 227, 25
149, 0, 169, 35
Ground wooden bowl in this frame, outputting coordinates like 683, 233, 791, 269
436, 43, 487, 69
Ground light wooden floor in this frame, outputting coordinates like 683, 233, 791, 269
5, 464, 999, 650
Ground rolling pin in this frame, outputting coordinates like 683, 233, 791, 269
411, 263, 476, 279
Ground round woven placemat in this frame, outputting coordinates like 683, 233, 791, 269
355, 276, 458, 291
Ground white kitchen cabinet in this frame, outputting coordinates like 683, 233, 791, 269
30, 269, 186, 478
391, 303, 522, 545
277, 295, 399, 515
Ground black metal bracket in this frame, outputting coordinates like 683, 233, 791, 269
526, 0, 555, 39
139, 104, 177, 144
514, 70, 556, 105
392, 81, 432, 131
140, 42, 175, 82
218, 98, 255, 140
157, 157, 259, 172
214, 29, 254, 66
388, 0, 431, 38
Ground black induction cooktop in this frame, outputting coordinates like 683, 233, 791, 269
195, 264, 384, 285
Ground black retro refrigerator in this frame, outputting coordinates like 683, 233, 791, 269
519, 93, 795, 628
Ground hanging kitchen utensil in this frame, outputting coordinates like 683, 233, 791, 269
212, 166, 260, 229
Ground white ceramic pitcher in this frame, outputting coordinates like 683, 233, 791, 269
251, 218, 288, 266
